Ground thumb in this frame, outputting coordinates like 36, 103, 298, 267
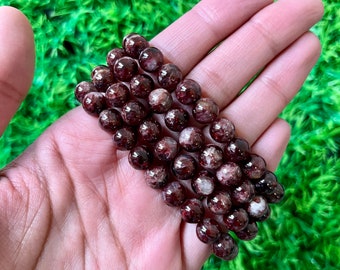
0, 6, 35, 136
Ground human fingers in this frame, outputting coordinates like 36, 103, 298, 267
186, 0, 323, 108
0, 6, 35, 136
151, 0, 273, 74
168, 0, 323, 109
221, 31, 322, 146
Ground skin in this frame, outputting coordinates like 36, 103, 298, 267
0, 0, 323, 269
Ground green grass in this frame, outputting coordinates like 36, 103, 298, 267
0, 0, 339, 269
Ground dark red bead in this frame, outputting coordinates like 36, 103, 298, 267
192, 98, 219, 124
157, 63, 183, 92
105, 82, 130, 107
180, 198, 205, 223
172, 154, 197, 180
139, 46, 164, 72
82, 92, 106, 116
175, 79, 201, 105
162, 181, 186, 207
128, 145, 153, 170
196, 218, 221, 244
212, 233, 239, 261
98, 108, 123, 133
75, 81, 96, 103
210, 118, 235, 143
123, 33, 149, 59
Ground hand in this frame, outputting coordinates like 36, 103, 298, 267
0, 0, 323, 269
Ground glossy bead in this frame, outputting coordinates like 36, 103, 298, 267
172, 154, 197, 180
192, 98, 219, 124
121, 100, 147, 126
123, 33, 149, 59
175, 79, 201, 105
216, 162, 243, 187
246, 196, 271, 221
231, 179, 255, 206
199, 144, 224, 170
243, 154, 267, 179
145, 166, 168, 189
178, 127, 205, 152
207, 191, 232, 215
210, 118, 235, 143
105, 82, 130, 107
148, 88, 173, 113
139, 46, 164, 72
223, 208, 249, 232
235, 222, 258, 241
162, 181, 186, 207
192, 171, 215, 197
212, 233, 239, 261
91, 65, 115, 92
180, 198, 205, 223
106, 48, 126, 70
157, 63, 183, 92
154, 136, 179, 161
196, 218, 221, 244
112, 127, 137, 150
98, 108, 123, 132
75, 81, 96, 103
82, 92, 106, 116
130, 74, 154, 98
128, 145, 153, 170
114, 56, 138, 81
224, 138, 250, 163
138, 119, 162, 143
164, 108, 190, 132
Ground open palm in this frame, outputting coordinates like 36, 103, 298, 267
0, 0, 323, 269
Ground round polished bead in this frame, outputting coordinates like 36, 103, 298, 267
180, 198, 205, 223
199, 144, 224, 170
154, 137, 179, 161
175, 79, 201, 105
145, 166, 168, 189
75, 81, 96, 103
114, 56, 138, 81
243, 154, 267, 179
164, 108, 190, 132
193, 98, 219, 124
178, 127, 205, 152
172, 154, 197, 180
130, 74, 154, 98
210, 118, 235, 143
123, 33, 149, 58
157, 63, 183, 92
121, 100, 148, 126
148, 88, 173, 113
139, 46, 164, 72
196, 218, 221, 244
138, 119, 162, 143
91, 65, 115, 92
128, 145, 153, 170
162, 181, 186, 207
212, 233, 239, 261
107, 48, 126, 70
98, 108, 123, 132
216, 162, 243, 187
192, 171, 215, 197
113, 127, 137, 150
105, 82, 130, 107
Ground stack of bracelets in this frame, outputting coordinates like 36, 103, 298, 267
74, 33, 285, 261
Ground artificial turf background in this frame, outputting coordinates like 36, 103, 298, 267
0, 0, 339, 269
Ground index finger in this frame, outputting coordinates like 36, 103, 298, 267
151, 0, 272, 74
